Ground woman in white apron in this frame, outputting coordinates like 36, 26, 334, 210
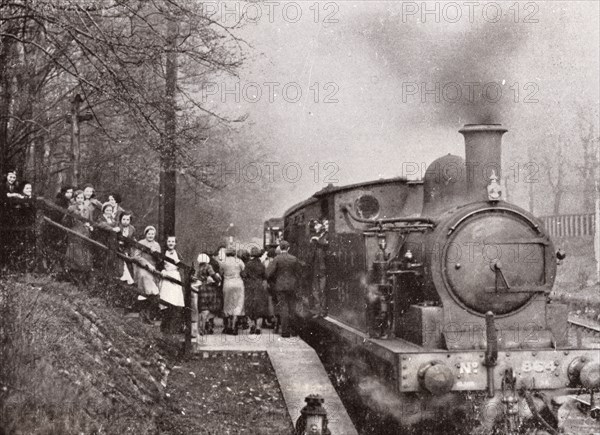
160, 236, 185, 333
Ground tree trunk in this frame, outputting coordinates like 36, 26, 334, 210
158, 18, 178, 243
69, 94, 83, 187
553, 190, 562, 215
0, 34, 13, 176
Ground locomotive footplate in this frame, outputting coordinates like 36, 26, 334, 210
398, 349, 600, 392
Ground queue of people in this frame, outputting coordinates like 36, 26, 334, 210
189, 245, 283, 338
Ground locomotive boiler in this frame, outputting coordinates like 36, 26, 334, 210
281, 124, 600, 434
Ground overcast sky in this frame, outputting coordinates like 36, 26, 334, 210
201, 1, 599, 218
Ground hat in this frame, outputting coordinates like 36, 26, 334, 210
197, 253, 211, 264
144, 225, 156, 236
250, 247, 262, 257
102, 202, 113, 213
279, 240, 290, 251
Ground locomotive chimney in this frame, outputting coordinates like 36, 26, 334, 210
459, 124, 507, 202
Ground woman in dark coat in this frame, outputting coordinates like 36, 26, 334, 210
43, 186, 73, 272
95, 202, 121, 274
63, 190, 93, 281
242, 247, 269, 334
117, 211, 136, 284
55, 186, 73, 209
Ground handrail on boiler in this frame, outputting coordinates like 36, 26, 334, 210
340, 205, 436, 227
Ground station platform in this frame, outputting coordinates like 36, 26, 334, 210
194, 329, 358, 435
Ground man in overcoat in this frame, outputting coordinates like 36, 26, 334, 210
266, 240, 302, 337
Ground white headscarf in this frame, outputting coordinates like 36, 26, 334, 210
197, 253, 211, 264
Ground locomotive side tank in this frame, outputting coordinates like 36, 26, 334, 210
284, 178, 423, 330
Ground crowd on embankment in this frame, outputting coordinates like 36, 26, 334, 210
1, 169, 318, 341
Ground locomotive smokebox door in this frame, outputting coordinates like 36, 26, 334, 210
442, 207, 552, 315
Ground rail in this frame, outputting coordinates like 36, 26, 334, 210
0, 196, 196, 354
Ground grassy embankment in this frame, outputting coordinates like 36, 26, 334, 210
0, 274, 292, 434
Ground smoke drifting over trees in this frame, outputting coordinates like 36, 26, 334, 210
357, 12, 531, 125
1, 1, 598, 245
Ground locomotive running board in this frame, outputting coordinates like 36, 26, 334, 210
310, 315, 422, 366
307, 315, 600, 394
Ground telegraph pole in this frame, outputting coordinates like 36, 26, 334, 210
68, 94, 92, 186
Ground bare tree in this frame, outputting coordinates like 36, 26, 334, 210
575, 108, 600, 212
1, 0, 247, 239
540, 139, 567, 216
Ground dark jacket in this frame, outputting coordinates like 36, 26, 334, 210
95, 214, 118, 247
266, 251, 302, 293
0, 181, 19, 199
117, 224, 136, 253
310, 232, 329, 273
242, 257, 266, 282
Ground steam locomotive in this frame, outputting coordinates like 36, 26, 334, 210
277, 124, 600, 434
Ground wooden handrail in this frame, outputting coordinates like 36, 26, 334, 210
42, 216, 200, 299
36, 197, 192, 272
3, 198, 195, 353
43, 216, 184, 287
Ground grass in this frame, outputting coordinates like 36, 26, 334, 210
0, 273, 292, 434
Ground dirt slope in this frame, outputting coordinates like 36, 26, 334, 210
0, 274, 291, 434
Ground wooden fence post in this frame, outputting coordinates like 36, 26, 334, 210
34, 205, 45, 272
184, 267, 194, 354
182, 265, 194, 355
